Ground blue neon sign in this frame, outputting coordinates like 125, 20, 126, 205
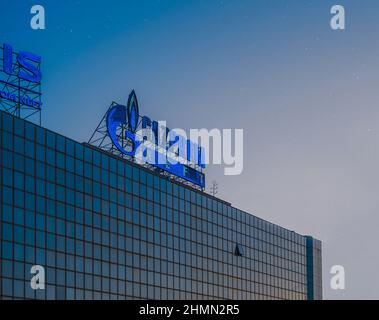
3, 43, 42, 83
107, 90, 206, 188
1, 43, 42, 110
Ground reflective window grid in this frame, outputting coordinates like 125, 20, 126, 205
0, 110, 322, 300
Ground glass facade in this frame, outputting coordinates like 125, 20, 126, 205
0, 110, 322, 300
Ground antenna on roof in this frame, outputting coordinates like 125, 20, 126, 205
210, 180, 218, 197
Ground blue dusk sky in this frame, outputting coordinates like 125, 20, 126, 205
2, 0, 379, 299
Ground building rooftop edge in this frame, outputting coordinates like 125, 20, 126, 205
0, 109, 320, 242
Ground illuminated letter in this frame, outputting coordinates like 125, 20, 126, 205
167, 128, 187, 165
190, 128, 222, 165
3, 44, 13, 74
17, 51, 42, 83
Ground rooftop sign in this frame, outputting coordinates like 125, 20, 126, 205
0, 43, 42, 122
106, 90, 206, 188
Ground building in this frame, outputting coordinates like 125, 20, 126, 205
0, 109, 322, 300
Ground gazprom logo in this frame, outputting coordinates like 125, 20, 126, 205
106, 90, 206, 188
106, 94, 140, 157
127, 90, 139, 133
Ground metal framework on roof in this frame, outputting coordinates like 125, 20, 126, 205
88, 102, 205, 191
0, 45, 42, 125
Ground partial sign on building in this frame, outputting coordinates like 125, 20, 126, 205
88, 90, 206, 190
0, 43, 42, 124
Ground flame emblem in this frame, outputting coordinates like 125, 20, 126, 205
127, 90, 139, 133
